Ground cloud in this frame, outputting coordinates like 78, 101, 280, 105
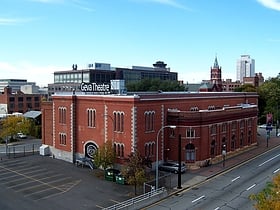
257, 0, 280, 11
29, 0, 95, 12
133, 0, 192, 11
0, 18, 34, 25
0, 61, 64, 87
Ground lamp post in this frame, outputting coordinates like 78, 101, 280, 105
156, 125, 176, 190
1, 107, 8, 155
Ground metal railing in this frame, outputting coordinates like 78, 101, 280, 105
104, 187, 167, 210
6, 143, 41, 158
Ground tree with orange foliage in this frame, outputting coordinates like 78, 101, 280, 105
250, 174, 280, 209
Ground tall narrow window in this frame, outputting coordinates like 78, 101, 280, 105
59, 133, 66, 145
58, 107, 66, 124
113, 111, 124, 132
144, 111, 155, 132
186, 128, 195, 138
87, 109, 96, 128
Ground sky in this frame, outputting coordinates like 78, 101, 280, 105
1, 0, 280, 87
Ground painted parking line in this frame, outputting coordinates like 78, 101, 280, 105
0, 160, 81, 201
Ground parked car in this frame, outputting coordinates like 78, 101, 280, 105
17, 132, 27, 139
105, 168, 120, 182
158, 162, 187, 174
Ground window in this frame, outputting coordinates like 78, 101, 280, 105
222, 123, 227, 132
113, 111, 124, 132
208, 105, 215, 110
240, 120, 245, 128
232, 121, 237, 130
185, 143, 195, 162
144, 111, 155, 132
59, 133, 66, 145
87, 109, 96, 128
114, 142, 125, 158
59, 107, 66, 124
186, 128, 195, 138
144, 142, 155, 157
210, 125, 217, 135
190, 106, 199, 111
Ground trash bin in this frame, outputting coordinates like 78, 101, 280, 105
116, 174, 126, 185
105, 169, 120, 182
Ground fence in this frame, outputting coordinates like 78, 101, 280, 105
5, 143, 41, 158
104, 187, 167, 210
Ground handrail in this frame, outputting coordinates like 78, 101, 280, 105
103, 187, 166, 210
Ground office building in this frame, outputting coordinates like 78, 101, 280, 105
236, 55, 255, 82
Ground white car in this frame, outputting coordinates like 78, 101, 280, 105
158, 162, 187, 174
17, 132, 27, 139
258, 124, 267, 129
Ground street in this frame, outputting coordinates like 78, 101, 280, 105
145, 143, 280, 210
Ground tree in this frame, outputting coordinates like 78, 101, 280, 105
257, 76, 280, 124
126, 78, 185, 92
0, 115, 31, 141
93, 140, 116, 170
121, 151, 147, 195
250, 174, 280, 209
234, 84, 257, 92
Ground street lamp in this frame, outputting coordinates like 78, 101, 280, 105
156, 125, 176, 190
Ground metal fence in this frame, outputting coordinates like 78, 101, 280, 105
5, 143, 41, 158
104, 187, 167, 210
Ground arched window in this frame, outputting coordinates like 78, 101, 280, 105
185, 143, 195, 162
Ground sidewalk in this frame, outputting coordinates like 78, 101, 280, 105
180, 129, 280, 189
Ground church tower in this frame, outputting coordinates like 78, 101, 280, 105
210, 56, 223, 91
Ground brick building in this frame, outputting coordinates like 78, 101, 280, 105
0, 86, 42, 114
41, 89, 258, 169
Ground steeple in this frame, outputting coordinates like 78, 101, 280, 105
213, 55, 219, 68
210, 55, 223, 92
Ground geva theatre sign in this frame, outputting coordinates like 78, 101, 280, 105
80, 82, 111, 93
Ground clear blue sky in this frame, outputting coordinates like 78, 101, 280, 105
0, 0, 279, 87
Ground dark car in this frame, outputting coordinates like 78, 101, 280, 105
105, 168, 120, 182
158, 162, 187, 174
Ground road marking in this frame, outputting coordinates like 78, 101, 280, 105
214, 207, 220, 210
259, 154, 280, 167
246, 184, 256, 191
231, 176, 240, 182
192, 195, 205, 203
273, 168, 280, 174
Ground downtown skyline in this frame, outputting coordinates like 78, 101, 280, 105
0, 0, 280, 87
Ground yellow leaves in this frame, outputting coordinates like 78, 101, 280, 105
250, 173, 280, 209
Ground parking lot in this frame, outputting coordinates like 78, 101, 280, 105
0, 155, 134, 210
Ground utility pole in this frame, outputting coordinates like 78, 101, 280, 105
177, 134, 182, 189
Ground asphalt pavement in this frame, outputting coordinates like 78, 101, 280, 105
178, 128, 280, 190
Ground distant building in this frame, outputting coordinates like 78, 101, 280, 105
222, 79, 242, 92
236, 55, 255, 82
210, 56, 223, 91
0, 86, 42, 114
48, 61, 178, 97
0, 79, 37, 92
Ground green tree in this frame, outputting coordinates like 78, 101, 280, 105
93, 140, 116, 169
121, 151, 147, 195
250, 174, 280, 209
234, 84, 257, 92
257, 76, 280, 124
126, 78, 185, 92
0, 115, 31, 141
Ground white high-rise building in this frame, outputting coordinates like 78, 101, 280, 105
236, 55, 255, 82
